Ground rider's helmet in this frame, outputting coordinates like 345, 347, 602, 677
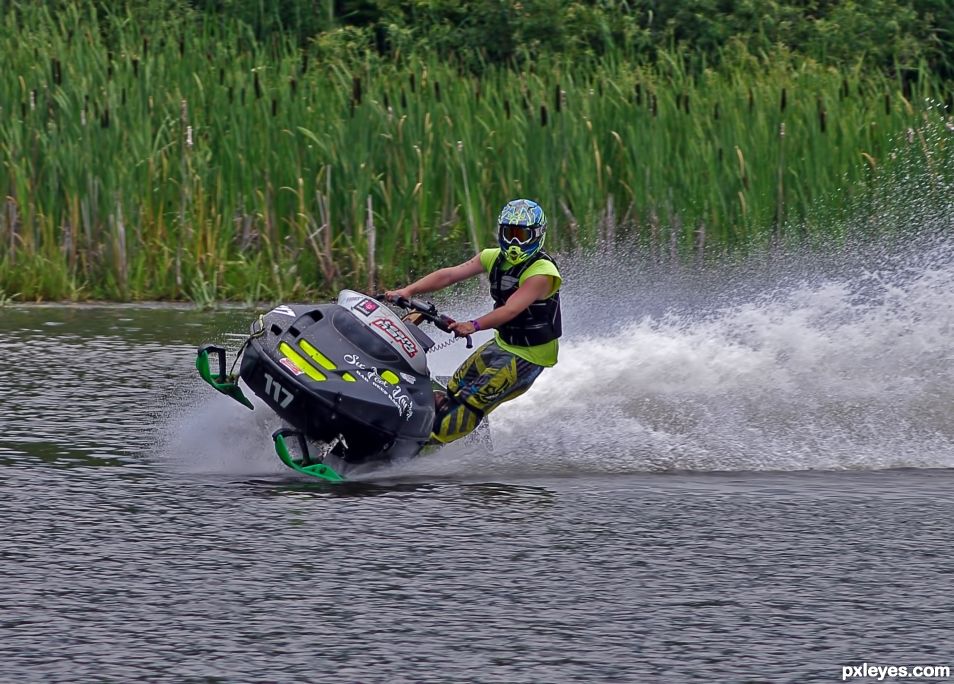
497, 199, 547, 265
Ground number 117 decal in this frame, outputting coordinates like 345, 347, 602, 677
263, 372, 294, 408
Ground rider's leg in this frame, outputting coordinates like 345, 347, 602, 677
429, 339, 545, 445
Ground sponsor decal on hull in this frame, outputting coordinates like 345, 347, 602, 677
279, 357, 304, 376
371, 318, 419, 358
354, 298, 380, 316
343, 352, 415, 421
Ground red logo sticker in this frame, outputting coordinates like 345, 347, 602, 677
371, 318, 418, 357
279, 357, 304, 376
356, 298, 379, 316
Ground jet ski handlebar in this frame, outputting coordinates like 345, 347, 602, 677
376, 294, 473, 348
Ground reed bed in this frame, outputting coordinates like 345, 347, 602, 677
1, 4, 951, 302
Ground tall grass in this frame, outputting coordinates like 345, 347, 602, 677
1, 3, 950, 301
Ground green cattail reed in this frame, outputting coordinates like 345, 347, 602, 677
113, 198, 127, 297
1, 4, 949, 302
776, 122, 786, 235
366, 194, 376, 292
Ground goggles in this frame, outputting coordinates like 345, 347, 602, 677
499, 223, 539, 245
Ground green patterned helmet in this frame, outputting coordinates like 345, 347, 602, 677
497, 199, 547, 265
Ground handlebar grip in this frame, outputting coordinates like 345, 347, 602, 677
436, 314, 455, 333
378, 293, 410, 308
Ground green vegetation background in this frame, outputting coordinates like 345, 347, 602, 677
1, 0, 952, 302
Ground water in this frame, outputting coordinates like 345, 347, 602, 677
2, 234, 954, 683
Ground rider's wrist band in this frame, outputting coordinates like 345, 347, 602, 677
471, 319, 481, 331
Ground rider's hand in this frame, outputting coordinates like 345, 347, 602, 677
384, 288, 412, 302
449, 320, 477, 337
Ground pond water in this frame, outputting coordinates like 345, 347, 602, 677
3, 237, 954, 682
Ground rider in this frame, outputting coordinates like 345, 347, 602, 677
386, 198, 562, 444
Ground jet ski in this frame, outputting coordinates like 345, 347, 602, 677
195, 290, 473, 482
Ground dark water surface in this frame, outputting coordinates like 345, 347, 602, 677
2, 306, 953, 683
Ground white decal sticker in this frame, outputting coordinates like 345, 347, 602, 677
343, 353, 415, 420
271, 305, 296, 317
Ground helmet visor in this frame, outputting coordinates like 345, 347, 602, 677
500, 224, 536, 245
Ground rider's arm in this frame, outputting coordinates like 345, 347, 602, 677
387, 254, 484, 299
451, 274, 552, 335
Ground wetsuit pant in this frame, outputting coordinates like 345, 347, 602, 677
430, 339, 545, 444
